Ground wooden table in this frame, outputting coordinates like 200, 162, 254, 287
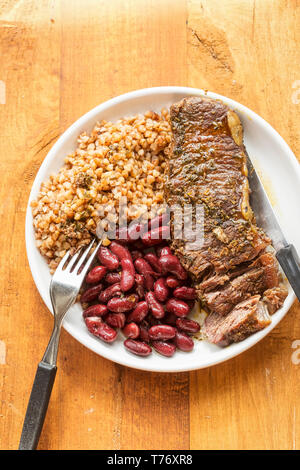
0, 0, 299, 450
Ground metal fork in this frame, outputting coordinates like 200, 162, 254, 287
19, 238, 102, 450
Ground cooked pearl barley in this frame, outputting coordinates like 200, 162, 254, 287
31, 109, 171, 272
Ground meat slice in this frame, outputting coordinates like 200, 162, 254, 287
202, 295, 271, 347
203, 268, 268, 316
263, 286, 288, 315
199, 272, 230, 293
202, 252, 279, 316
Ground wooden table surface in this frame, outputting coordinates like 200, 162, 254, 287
1, 0, 300, 451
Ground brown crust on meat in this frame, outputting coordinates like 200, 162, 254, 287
166, 96, 287, 346
166, 96, 270, 281
263, 286, 288, 315
202, 295, 271, 347
200, 252, 280, 316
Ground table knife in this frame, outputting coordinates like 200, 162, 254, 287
247, 155, 300, 302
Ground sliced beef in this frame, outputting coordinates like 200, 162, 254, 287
199, 272, 230, 293
203, 268, 266, 316
166, 96, 287, 346
257, 252, 281, 289
202, 295, 271, 347
202, 252, 279, 316
263, 286, 288, 315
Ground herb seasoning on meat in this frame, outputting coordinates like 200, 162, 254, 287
166, 96, 288, 346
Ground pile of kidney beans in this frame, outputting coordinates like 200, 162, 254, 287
80, 216, 200, 358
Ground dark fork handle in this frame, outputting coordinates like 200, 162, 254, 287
18, 361, 57, 450
276, 244, 300, 302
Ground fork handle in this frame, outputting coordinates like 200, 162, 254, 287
18, 361, 57, 450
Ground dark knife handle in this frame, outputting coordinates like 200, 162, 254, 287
18, 361, 57, 450
276, 244, 300, 302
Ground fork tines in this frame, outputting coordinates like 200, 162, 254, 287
54, 238, 102, 279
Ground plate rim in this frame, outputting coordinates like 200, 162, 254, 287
25, 86, 298, 372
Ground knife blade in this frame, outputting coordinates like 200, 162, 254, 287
247, 155, 300, 301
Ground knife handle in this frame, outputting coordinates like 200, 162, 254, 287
276, 244, 300, 302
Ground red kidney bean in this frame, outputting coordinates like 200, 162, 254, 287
127, 301, 149, 323
156, 245, 172, 257
131, 250, 143, 261
81, 283, 103, 303
173, 286, 197, 300
139, 324, 150, 343
176, 318, 200, 334
154, 277, 169, 302
158, 254, 187, 280
135, 273, 145, 286
124, 339, 152, 356
117, 223, 146, 242
105, 272, 121, 284
145, 291, 165, 319
97, 246, 119, 270
134, 273, 145, 298
135, 284, 145, 299
110, 241, 132, 261
107, 294, 138, 313
134, 258, 154, 290
116, 226, 130, 242
149, 325, 176, 341
85, 316, 102, 329
128, 222, 146, 241
105, 313, 126, 329
86, 265, 107, 284
144, 253, 163, 274
141, 226, 170, 247
123, 322, 140, 339
148, 212, 170, 229
152, 340, 176, 357
166, 298, 190, 317
85, 317, 117, 343
83, 304, 108, 318
134, 258, 154, 276
120, 258, 135, 292
98, 283, 122, 303
165, 276, 182, 289
175, 330, 194, 352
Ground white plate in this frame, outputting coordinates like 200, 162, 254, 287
25, 86, 300, 372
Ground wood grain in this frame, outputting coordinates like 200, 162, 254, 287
0, 0, 299, 450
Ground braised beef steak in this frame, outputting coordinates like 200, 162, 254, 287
166, 96, 287, 346
166, 96, 270, 278
202, 252, 280, 316
202, 295, 271, 347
